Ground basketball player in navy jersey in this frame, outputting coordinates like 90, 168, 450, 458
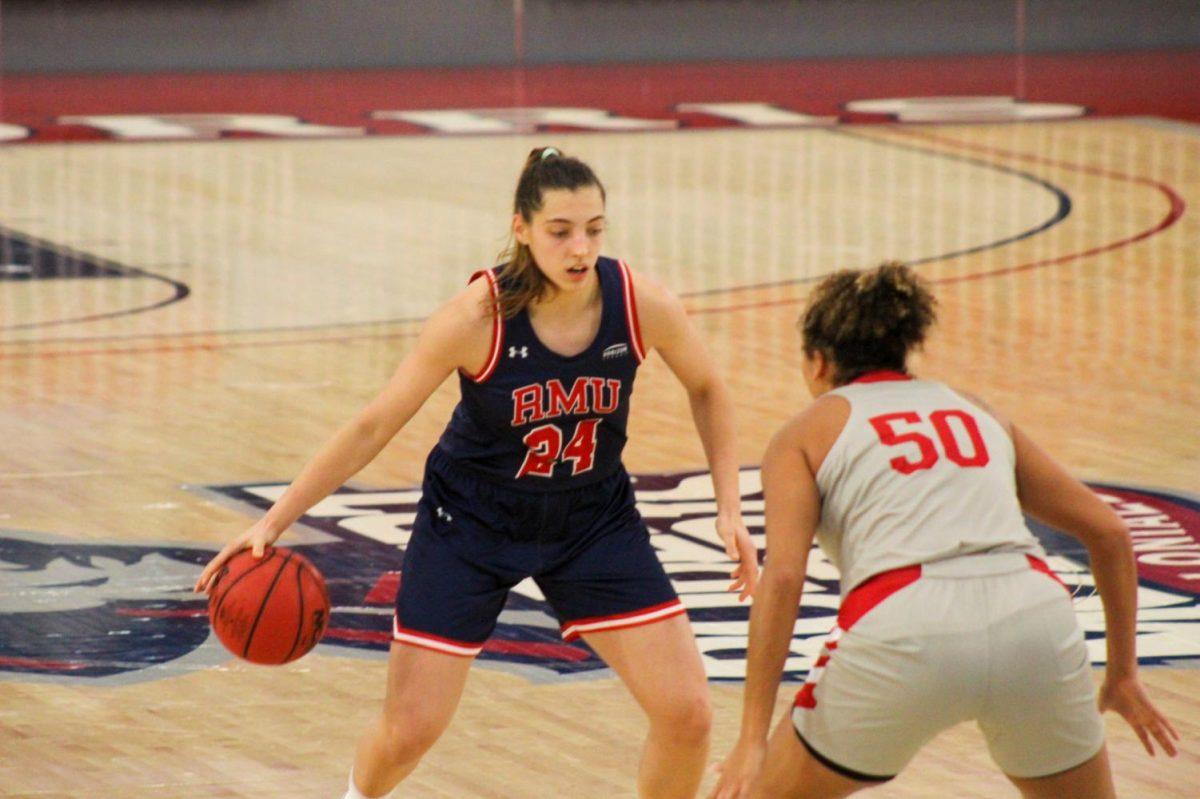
711, 263, 1177, 799
196, 147, 758, 799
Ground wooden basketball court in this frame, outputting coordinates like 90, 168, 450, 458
1, 112, 1197, 797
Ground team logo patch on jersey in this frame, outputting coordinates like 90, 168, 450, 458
2, 473, 1197, 684
602, 343, 629, 360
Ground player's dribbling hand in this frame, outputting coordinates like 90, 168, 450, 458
1099, 672, 1180, 757
717, 511, 759, 602
708, 738, 765, 799
193, 517, 281, 594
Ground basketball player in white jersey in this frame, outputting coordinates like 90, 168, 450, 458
711, 263, 1178, 798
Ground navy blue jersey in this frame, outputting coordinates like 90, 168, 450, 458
435, 256, 645, 491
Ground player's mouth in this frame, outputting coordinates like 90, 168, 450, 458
565, 264, 589, 280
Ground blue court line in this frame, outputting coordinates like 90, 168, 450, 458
678, 126, 1072, 299
0, 225, 190, 332
0, 125, 1071, 343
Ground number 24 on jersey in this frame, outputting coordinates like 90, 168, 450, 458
517, 419, 601, 478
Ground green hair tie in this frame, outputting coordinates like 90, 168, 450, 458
541, 147, 559, 160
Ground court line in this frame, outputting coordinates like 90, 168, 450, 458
887, 128, 1187, 285
679, 126, 1073, 298
1, 127, 1185, 357
0, 469, 114, 479
2, 123, 1069, 350
0, 316, 421, 349
0, 124, 1068, 349
1130, 116, 1200, 139
0, 330, 418, 360
0, 225, 191, 332
0, 126, 1070, 355
687, 128, 1186, 315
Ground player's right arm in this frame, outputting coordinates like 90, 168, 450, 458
194, 281, 495, 592
1011, 423, 1179, 757
710, 407, 825, 799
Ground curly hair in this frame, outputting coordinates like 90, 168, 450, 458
799, 261, 937, 384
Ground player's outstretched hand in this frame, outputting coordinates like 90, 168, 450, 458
1099, 673, 1180, 757
708, 738, 765, 799
193, 518, 281, 594
717, 511, 759, 602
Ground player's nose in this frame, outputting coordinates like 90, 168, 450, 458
569, 231, 590, 254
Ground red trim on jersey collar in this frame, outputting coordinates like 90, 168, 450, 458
850, 370, 912, 384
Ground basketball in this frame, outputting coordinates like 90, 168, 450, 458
208, 547, 330, 665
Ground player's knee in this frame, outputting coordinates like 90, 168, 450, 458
652, 690, 712, 742
379, 705, 450, 761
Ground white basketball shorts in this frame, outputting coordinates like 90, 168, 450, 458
791, 552, 1105, 781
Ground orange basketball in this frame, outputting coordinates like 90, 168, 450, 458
208, 547, 330, 665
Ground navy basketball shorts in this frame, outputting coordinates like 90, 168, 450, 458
393, 448, 684, 657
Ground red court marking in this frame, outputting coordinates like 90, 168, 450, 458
363, 571, 401, 605
481, 639, 592, 662
687, 131, 1187, 316
0, 329, 418, 360
889, 128, 1187, 285
321, 627, 391, 644
0, 655, 93, 671
115, 608, 209, 618
2, 127, 1187, 356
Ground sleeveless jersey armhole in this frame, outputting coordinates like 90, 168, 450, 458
812, 393, 854, 490
464, 269, 504, 383
944, 384, 1017, 469
617, 259, 646, 363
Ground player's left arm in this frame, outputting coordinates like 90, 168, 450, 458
956, 385, 1178, 757
634, 269, 758, 600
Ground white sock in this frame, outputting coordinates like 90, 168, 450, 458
343, 770, 375, 799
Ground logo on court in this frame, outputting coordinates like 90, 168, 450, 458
2, 475, 1198, 684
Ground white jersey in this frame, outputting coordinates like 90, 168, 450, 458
815, 374, 1044, 594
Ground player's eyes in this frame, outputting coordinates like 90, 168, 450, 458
588, 228, 603, 237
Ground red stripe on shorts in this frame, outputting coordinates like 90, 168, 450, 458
1026, 554, 1070, 594
836, 564, 923, 631
795, 564, 922, 711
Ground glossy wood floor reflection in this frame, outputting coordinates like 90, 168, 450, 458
1, 119, 1197, 797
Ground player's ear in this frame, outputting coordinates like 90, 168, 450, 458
513, 213, 530, 246
812, 350, 832, 381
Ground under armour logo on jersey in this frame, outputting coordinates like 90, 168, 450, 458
509, 346, 528, 358
435, 506, 453, 523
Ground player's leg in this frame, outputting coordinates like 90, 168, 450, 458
582, 613, 712, 799
348, 642, 474, 797
539, 472, 701, 797
1005, 746, 1116, 799
346, 459, 523, 797
749, 712, 876, 799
